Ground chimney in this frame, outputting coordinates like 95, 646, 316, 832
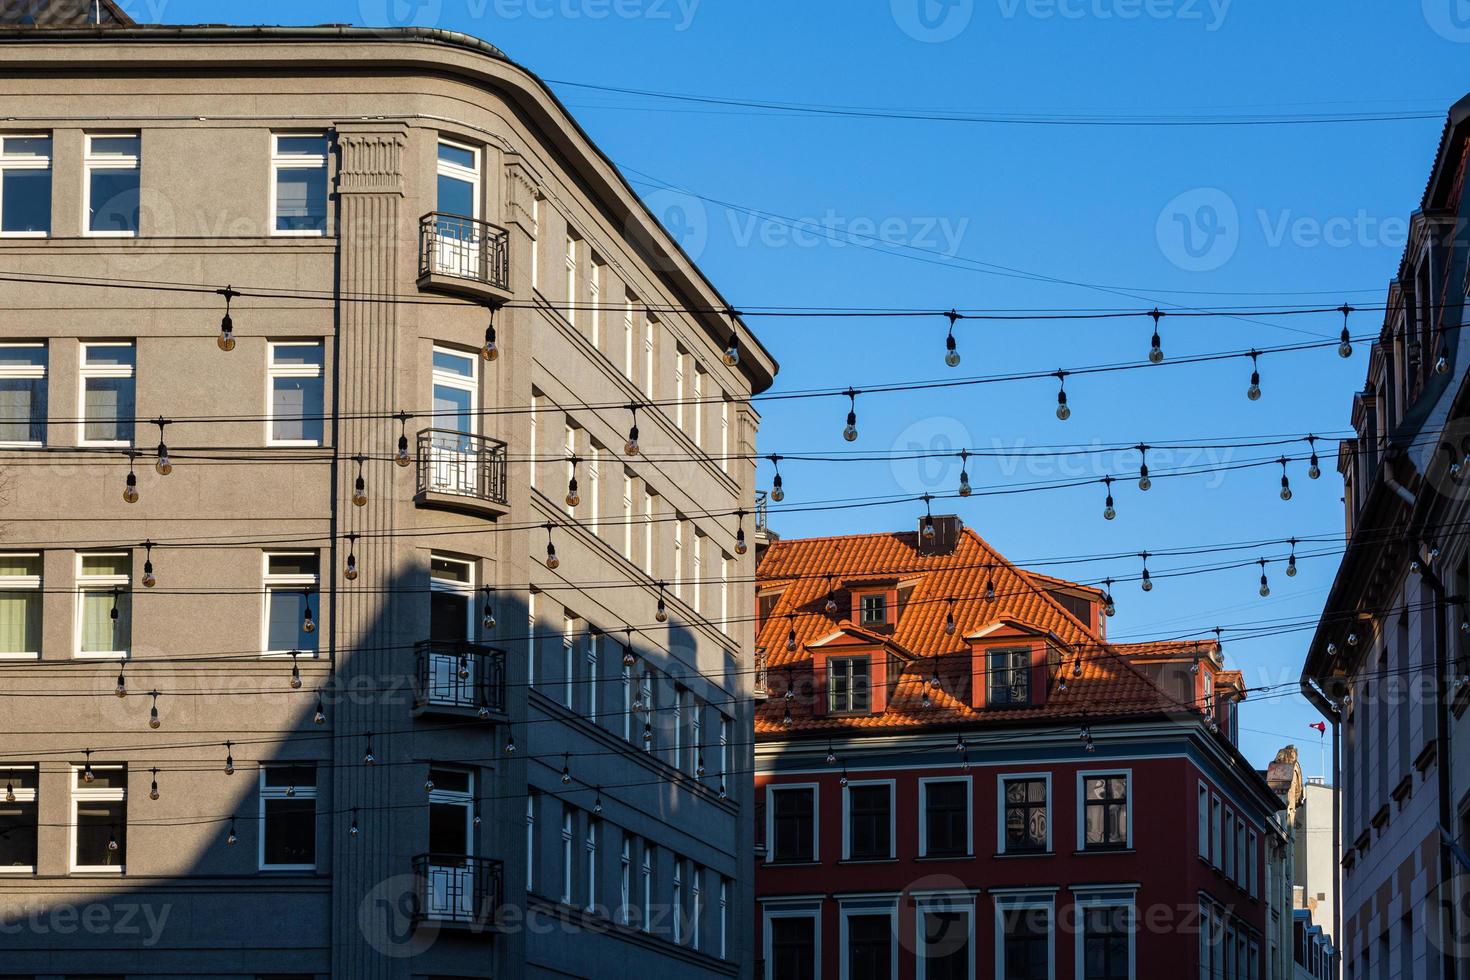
917, 515, 963, 556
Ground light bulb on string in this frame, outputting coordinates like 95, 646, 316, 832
394, 412, 412, 467
943, 309, 962, 367
224, 741, 235, 775
1258, 559, 1271, 597
921, 689, 932, 709
1147, 308, 1165, 363
1307, 435, 1322, 480
1279, 458, 1293, 501
1137, 445, 1151, 491
544, 523, 559, 570
1054, 370, 1071, 420
956, 450, 972, 496
594, 786, 605, 813
505, 727, 517, 755
930, 654, 942, 688
783, 670, 796, 701
226, 816, 238, 846
824, 575, 838, 616
723, 308, 741, 367
109, 587, 121, 625
1102, 477, 1116, 521
313, 691, 326, 725
735, 509, 749, 555
363, 733, 376, 766
289, 650, 303, 689
921, 493, 936, 541
1286, 540, 1299, 577
655, 581, 668, 622
301, 591, 315, 633
841, 388, 859, 442
216, 285, 238, 351
1073, 656, 1083, 678
786, 616, 798, 652
769, 454, 785, 502
344, 533, 359, 581
624, 404, 641, 456
839, 765, 848, 787
123, 449, 139, 503
565, 456, 581, 508
1102, 578, 1116, 617
141, 539, 156, 587
3, 779, 12, 803
826, 742, 837, 765
1139, 553, 1153, 592
153, 418, 172, 475
944, 598, 956, 636
481, 304, 499, 361
954, 733, 966, 754
481, 586, 496, 630
115, 666, 126, 698
1437, 350, 1450, 374
1337, 304, 1354, 358
148, 690, 161, 729
984, 573, 996, 603
1246, 350, 1262, 401
83, 749, 95, 782
349, 808, 359, 839
149, 768, 160, 800
351, 455, 368, 506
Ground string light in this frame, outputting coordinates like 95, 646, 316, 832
216, 285, 238, 351
944, 597, 956, 636
655, 581, 668, 622
148, 690, 161, 729
957, 451, 972, 496
349, 808, 360, 838
1073, 656, 1083, 678
1279, 458, 1293, 501
566, 456, 581, 508
1337, 304, 1354, 358
723, 309, 741, 367
954, 733, 966, 754
826, 742, 837, 765
624, 404, 641, 456
481, 305, 498, 362
153, 418, 172, 476
4, 778, 12, 802
123, 449, 139, 503
1102, 477, 1116, 521
352, 455, 368, 507
344, 534, 359, 581
561, 753, 572, 784
1307, 435, 1322, 480
1137, 445, 1151, 491
786, 614, 798, 652
289, 651, 302, 689
141, 540, 156, 588
1102, 578, 1116, 617
543, 523, 559, 570
110, 587, 120, 625
984, 572, 997, 603
363, 733, 376, 766
226, 816, 237, 846
921, 493, 936, 541
313, 691, 326, 725
839, 765, 849, 787
481, 586, 496, 630
394, 412, 412, 467
224, 741, 234, 775
82, 749, 95, 783
944, 309, 961, 368
842, 388, 859, 442
114, 666, 126, 698
505, 727, 517, 755
1147, 308, 1165, 364
824, 575, 838, 616
149, 767, 160, 800
1347, 631, 1358, 647
594, 786, 605, 813
302, 591, 315, 633
1286, 539, 1298, 577
1055, 370, 1070, 421
769, 454, 785, 502
735, 510, 749, 555
1258, 559, 1271, 597
1139, 553, 1153, 592
1436, 350, 1450, 374
1246, 350, 1262, 401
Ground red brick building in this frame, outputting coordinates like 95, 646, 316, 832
752, 517, 1285, 980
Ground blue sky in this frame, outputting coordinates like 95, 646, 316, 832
155, 0, 1470, 777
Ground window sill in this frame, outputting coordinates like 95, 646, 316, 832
1073, 847, 1134, 856
915, 852, 972, 862
763, 859, 821, 868
838, 857, 897, 865
993, 850, 1052, 859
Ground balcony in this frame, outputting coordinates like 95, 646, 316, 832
754, 646, 769, 700
413, 640, 507, 721
415, 429, 509, 519
411, 853, 503, 931
417, 212, 512, 304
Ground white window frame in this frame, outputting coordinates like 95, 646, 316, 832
619, 833, 632, 924
564, 423, 578, 517
641, 842, 654, 932
1198, 781, 1210, 860
621, 661, 633, 741
690, 531, 703, 613
640, 667, 655, 753
690, 696, 703, 778
0, 551, 42, 660
1211, 794, 1223, 868
0, 764, 37, 872
261, 551, 319, 658
0, 134, 51, 239
642, 490, 657, 576
562, 612, 576, 707
1247, 829, 1258, 898
70, 763, 126, 873
586, 444, 601, 533
643, 315, 656, 397
720, 397, 731, 473
1072, 890, 1137, 980
765, 782, 820, 863
997, 772, 1052, 855
584, 817, 599, 912
673, 856, 684, 944
436, 137, 481, 217
0, 342, 46, 446
842, 778, 897, 861
526, 793, 536, 893
673, 685, 685, 771
672, 519, 684, 598
269, 132, 328, 237
622, 472, 635, 559
77, 341, 135, 448
763, 904, 822, 980
720, 554, 731, 632
585, 628, 599, 722
719, 714, 730, 782
527, 589, 538, 686
530, 196, 540, 289
529, 392, 541, 489
589, 258, 603, 350
720, 878, 730, 959
993, 891, 1057, 980
914, 895, 977, 980
266, 340, 325, 447
1076, 769, 1133, 851
82, 132, 139, 238
623, 296, 636, 380
839, 899, 900, 980
691, 364, 704, 448
919, 775, 973, 858
561, 805, 574, 904
431, 344, 478, 436
429, 554, 475, 639
564, 233, 578, 327
674, 347, 686, 430
258, 764, 318, 871
75, 551, 130, 660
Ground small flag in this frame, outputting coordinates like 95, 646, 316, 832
1309, 721, 1327, 734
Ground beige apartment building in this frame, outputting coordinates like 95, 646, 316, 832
0, 17, 774, 980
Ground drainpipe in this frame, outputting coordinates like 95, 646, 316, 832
1301, 676, 1342, 972
1412, 558, 1459, 980
1383, 468, 1417, 507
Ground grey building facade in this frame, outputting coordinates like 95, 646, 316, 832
0, 21, 774, 979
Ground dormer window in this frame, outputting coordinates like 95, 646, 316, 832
989, 649, 1031, 706
827, 656, 871, 714
858, 594, 886, 628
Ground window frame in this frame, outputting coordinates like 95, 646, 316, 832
839, 900, 900, 980
260, 551, 320, 658
0, 763, 38, 873
827, 655, 873, 715
763, 903, 822, 980
1077, 770, 1132, 852
993, 892, 1055, 980
77, 341, 136, 448
0, 134, 51, 238
1072, 893, 1136, 980
82, 132, 140, 238
989, 647, 1033, 706
858, 593, 886, 627
0, 341, 47, 446
842, 778, 896, 862
0, 551, 42, 660
765, 782, 819, 864
914, 896, 976, 980
75, 551, 131, 660
269, 132, 329, 237
919, 775, 973, 858
997, 772, 1051, 855
70, 762, 126, 874
265, 340, 325, 446
258, 763, 319, 871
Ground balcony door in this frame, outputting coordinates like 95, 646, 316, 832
430, 347, 478, 494
428, 556, 476, 706
426, 768, 476, 920
436, 139, 481, 278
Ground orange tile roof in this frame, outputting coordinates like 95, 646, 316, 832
754, 526, 1194, 736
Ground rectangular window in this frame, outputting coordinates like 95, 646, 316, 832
845, 912, 893, 980
527, 590, 538, 687
691, 863, 703, 950
589, 259, 603, 349
0, 553, 41, 659
1082, 905, 1132, 980
72, 763, 125, 871
990, 649, 1032, 706
623, 472, 635, 559
529, 392, 540, 490
1198, 782, 1209, 859
673, 686, 685, 772
641, 843, 653, 932
260, 764, 316, 869
770, 914, 817, 980
623, 297, 636, 380
720, 878, 730, 959
0, 764, 37, 871
584, 818, 598, 912
690, 695, 703, 778
1082, 774, 1129, 850
1211, 795, 1222, 867
84, 133, 140, 236
720, 398, 730, 473
859, 594, 886, 627
0, 134, 51, 235
672, 520, 683, 598
640, 668, 655, 752
1247, 830, 1258, 897
846, 783, 893, 860
921, 778, 970, 857
621, 661, 633, 741
1000, 904, 1050, 980
827, 656, 872, 714
526, 793, 536, 893
721, 555, 732, 631
79, 342, 135, 446
564, 234, 578, 326
619, 833, 632, 924
0, 343, 47, 444
267, 341, 324, 445
919, 908, 970, 980
436, 139, 479, 222
271, 133, 328, 234
674, 347, 686, 430
77, 553, 130, 658
561, 806, 574, 904
263, 552, 319, 656
691, 365, 704, 448
1002, 777, 1049, 853
769, 786, 815, 862
719, 715, 730, 783
562, 612, 576, 707
673, 857, 684, 944
643, 317, 656, 397
585, 629, 599, 721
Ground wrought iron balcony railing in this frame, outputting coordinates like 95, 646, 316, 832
416, 429, 508, 512
413, 640, 507, 720
411, 853, 503, 929
418, 212, 511, 295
